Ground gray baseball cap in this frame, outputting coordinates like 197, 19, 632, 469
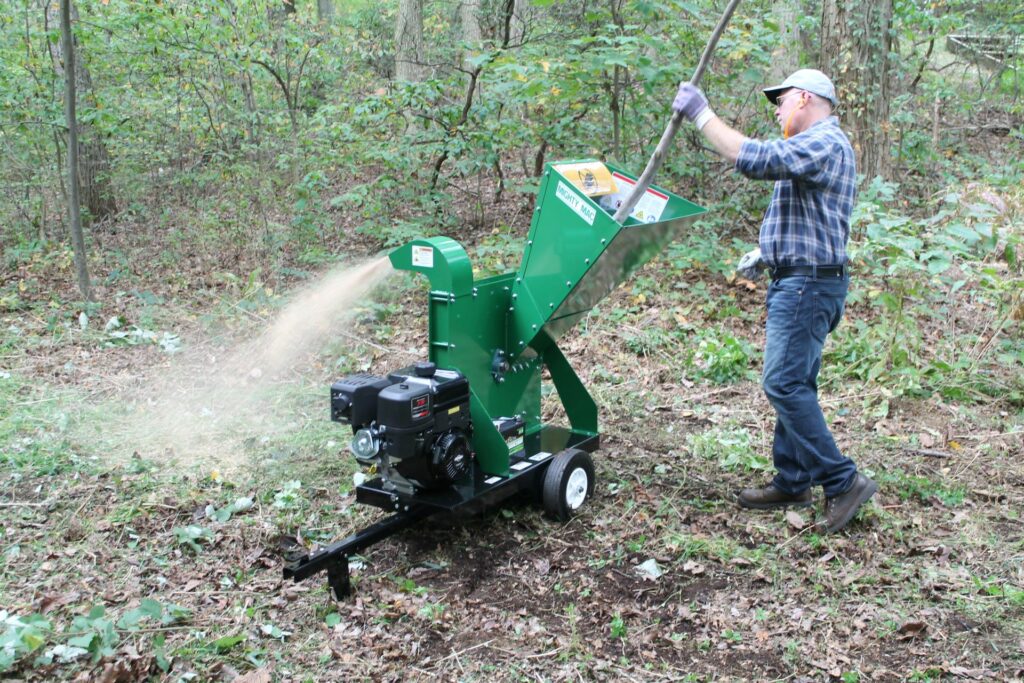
763, 69, 839, 107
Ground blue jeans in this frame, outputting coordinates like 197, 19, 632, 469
763, 274, 856, 498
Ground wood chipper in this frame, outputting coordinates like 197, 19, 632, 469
282, 160, 706, 598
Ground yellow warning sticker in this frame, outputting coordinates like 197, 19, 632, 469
553, 161, 618, 197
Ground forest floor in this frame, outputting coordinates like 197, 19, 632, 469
2, 185, 1023, 682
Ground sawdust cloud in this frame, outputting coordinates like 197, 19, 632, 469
112, 256, 394, 472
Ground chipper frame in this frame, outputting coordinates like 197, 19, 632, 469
283, 160, 706, 598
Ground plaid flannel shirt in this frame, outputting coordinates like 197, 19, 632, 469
735, 117, 856, 268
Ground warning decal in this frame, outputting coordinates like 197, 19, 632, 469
411, 245, 434, 268
598, 172, 670, 223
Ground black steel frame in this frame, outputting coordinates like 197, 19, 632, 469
282, 428, 598, 599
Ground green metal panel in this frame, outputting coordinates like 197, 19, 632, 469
390, 243, 538, 476
532, 329, 597, 435
390, 237, 474, 298
508, 161, 706, 360
389, 161, 707, 475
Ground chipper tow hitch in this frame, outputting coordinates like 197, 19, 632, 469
282, 160, 706, 599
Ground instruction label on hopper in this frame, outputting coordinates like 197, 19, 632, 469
555, 181, 596, 226
598, 172, 669, 223
411, 245, 434, 268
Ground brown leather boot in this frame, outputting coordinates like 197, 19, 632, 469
737, 484, 813, 510
819, 474, 878, 533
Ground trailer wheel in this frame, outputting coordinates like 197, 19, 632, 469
543, 448, 595, 521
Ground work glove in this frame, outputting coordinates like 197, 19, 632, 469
673, 83, 715, 130
672, 83, 710, 123
736, 248, 765, 281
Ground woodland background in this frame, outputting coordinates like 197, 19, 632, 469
1, 0, 1022, 681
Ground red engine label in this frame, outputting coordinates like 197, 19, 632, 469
411, 395, 430, 420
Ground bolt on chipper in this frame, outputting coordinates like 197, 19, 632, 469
282, 160, 706, 598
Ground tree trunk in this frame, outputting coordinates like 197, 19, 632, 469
509, 0, 528, 46
770, 0, 801, 82
460, 0, 483, 56
46, 1, 116, 224
820, 0, 895, 182
395, 0, 425, 82
59, 0, 92, 301
317, 0, 334, 23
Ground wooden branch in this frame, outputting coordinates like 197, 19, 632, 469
612, 0, 743, 224
941, 123, 1017, 132
430, 65, 483, 190
293, 37, 323, 109
250, 57, 293, 112
905, 448, 952, 459
910, 32, 936, 93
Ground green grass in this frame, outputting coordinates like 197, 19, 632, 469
0, 374, 97, 477
879, 469, 967, 507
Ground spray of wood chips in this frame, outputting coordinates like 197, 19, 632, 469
107, 256, 394, 474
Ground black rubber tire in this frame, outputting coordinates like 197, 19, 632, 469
542, 448, 595, 521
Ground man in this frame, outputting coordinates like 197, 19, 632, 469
673, 69, 877, 534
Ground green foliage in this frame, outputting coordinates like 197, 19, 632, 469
273, 480, 305, 510
472, 231, 523, 278
666, 221, 744, 277
65, 606, 118, 663
0, 612, 51, 672
836, 177, 1024, 406
609, 613, 627, 639
0, 373, 90, 476
100, 316, 182, 353
172, 525, 215, 553
205, 496, 255, 523
116, 599, 191, 630
972, 579, 1024, 606
396, 577, 429, 596
881, 470, 966, 507
417, 603, 446, 622
687, 327, 756, 384
685, 425, 770, 472
210, 633, 247, 653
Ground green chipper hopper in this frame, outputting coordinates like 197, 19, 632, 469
283, 160, 706, 598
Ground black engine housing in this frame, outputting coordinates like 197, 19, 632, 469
330, 362, 473, 490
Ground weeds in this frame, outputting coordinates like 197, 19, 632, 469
685, 425, 771, 472
686, 327, 756, 384
172, 525, 214, 554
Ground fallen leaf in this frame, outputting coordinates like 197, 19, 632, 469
785, 510, 807, 530
682, 560, 705, 575
944, 666, 996, 680
895, 620, 928, 640
635, 558, 663, 581
231, 667, 272, 683
181, 579, 203, 593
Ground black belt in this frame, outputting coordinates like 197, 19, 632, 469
770, 264, 846, 280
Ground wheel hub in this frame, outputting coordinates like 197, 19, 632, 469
566, 467, 589, 509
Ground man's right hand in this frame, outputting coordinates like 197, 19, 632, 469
672, 83, 708, 122
737, 248, 765, 281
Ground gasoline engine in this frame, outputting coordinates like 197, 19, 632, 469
330, 361, 474, 495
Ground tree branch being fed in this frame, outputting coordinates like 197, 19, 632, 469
612, 0, 743, 224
